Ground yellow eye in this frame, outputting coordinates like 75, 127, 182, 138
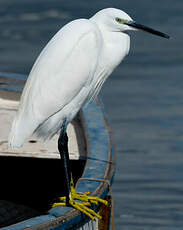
115, 18, 122, 23
115, 18, 128, 24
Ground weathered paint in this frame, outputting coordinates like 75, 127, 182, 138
0, 73, 115, 230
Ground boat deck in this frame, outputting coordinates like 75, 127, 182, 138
0, 73, 115, 230
0, 89, 86, 160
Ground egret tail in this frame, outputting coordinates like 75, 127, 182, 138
8, 108, 67, 149
8, 113, 40, 149
9, 118, 30, 149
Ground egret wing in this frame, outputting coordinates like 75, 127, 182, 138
10, 19, 101, 147
20, 20, 100, 120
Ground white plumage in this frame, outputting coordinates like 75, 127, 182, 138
8, 8, 169, 149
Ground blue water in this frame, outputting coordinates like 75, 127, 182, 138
0, 1, 182, 229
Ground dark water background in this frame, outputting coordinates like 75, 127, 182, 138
0, 1, 182, 229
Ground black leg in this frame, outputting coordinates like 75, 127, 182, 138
58, 131, 71, 205
54, 128, 108, 220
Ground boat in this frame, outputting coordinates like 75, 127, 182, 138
0, 73, 115, 230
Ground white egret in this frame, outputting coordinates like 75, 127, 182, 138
8, 8, 169, 219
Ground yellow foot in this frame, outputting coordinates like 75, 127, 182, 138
52, 182, 108, 220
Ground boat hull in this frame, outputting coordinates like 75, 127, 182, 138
0, 73, 115, 230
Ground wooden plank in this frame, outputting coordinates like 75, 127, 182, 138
0, 73, 115, 230
0, 89, 86, 160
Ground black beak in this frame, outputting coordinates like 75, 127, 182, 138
124, 21, 170, 39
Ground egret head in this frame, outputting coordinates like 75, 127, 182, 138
91, 8, 169, 39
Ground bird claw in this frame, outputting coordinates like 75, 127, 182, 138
52, 185, 108, 220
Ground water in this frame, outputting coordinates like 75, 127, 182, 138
0, 1, 182, 229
